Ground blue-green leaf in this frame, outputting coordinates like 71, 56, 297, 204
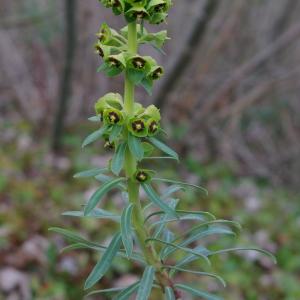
141, 183, 177, 218
209, 247, 276, 264
74, 168, 108, 178
84, 233, 122, 290
175, 246, 211, 269
88, 115, 101, 122
86, 287, 125, 297
113, 281, 140, 300
49, 227, 99, 248
128, 134, 144, 161
62, 208, 120, 222
111, 142, 127, 175
152, 178, 208, 195
165, 287, 175, 300
174, 284, 223, 300
136, 266, 155, 300
161, 185, 185, 199
109, 125, 123, 143
121, 203, 135, 258
82, 125, 108, 148
148, 137, 179, 161
146, 238, 210, 266
165, 266, 226, 287
84, 178, 125, 216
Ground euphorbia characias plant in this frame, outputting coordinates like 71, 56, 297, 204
50, 1, 276, 299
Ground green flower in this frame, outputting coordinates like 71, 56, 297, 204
111, 0, 125, 15
149, 12, 168, 24
147, 118, 160, 136
94, 43, 111, 59
148, 65, 164, 80
103, 108, 124, 125
128, 117, 148, 137
94, 93, 123, 117
126, 0, 148, 6
125, 6, 149, 22
96, 23, 112, 44
98, 0, 113, 8
143, 104, 161, 121
134, 169, 152, 183
147, 0, 172, 13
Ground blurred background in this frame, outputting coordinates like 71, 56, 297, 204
1, 0, 300, 299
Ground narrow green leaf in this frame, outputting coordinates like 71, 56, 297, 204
73, 168, 108, 178
145, 238, 210, 266
175, 246, 211, 269
152, 178, 208, 195
148, 137, 179, 161
175, 284, 223, 300
136, 266, 155, 300
82, 125, 108, 148
111, 142, 127, 175
128, 134, 144, 161
113, 281, 140, 300
153, 199, 179, 239
164, 266, 226, 287
162, 185, 185, 199
62, 208, 121, 222
95, 174, 127, 190
109, 125, 123, 143
61, 242, 146, 264
84, 178, 125, 216
88, 115, 101, 122
84, 233, 122, 290
165, 287, 175, 300
121, 203, 135, 258
141, 183, 177, 218
49, 227, 99, 248
209, 247, 277, 264
86, 287, 125, 297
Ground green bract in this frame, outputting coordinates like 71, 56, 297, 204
52, 1, 276, 299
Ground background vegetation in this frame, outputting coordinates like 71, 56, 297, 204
1, 0, 299, 299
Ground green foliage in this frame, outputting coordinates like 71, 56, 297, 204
49, 1, 276, 299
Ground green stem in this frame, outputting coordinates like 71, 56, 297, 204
123, 21, 179, 298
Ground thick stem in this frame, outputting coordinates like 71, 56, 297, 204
123, 21, 180, 299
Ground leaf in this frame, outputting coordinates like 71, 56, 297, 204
136, 266, 155, 300
127, 69, 145, 84
82, 125, 108, 148
73, 168, 108, 178
153, 199, 179, 239
84, 177, 125, 216
121, 203, 135, 258
49, 227, 99, 248
165, 266, 226, 287
209, 247, 277, 264
175, 246, 211, 269
109, 125, 123, 143
128, 134, 144, 161
146, 238, 210, 266
84, 233, 122, 290
111, 142, 127, 175
161, 185, 185, 199
152, 178, 208, 195
113, 281, 140, 300
86, 287, 125, 297
141, 183, 177, 218
148, 137, 179, 161
61, 243, 145, 264
62, 208, 121, 222
174, 284, 223, 300
88, 115, 101, 122
140, 78, 153, 95
165, 287, 175, 300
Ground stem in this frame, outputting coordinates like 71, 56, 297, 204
123, 21, 181, 299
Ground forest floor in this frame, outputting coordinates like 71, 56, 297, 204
0, 120, 299, 300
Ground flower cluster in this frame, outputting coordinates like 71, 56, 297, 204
95, 92, 161, 140
94, 23, 166, 94
98, 0, 172, 24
